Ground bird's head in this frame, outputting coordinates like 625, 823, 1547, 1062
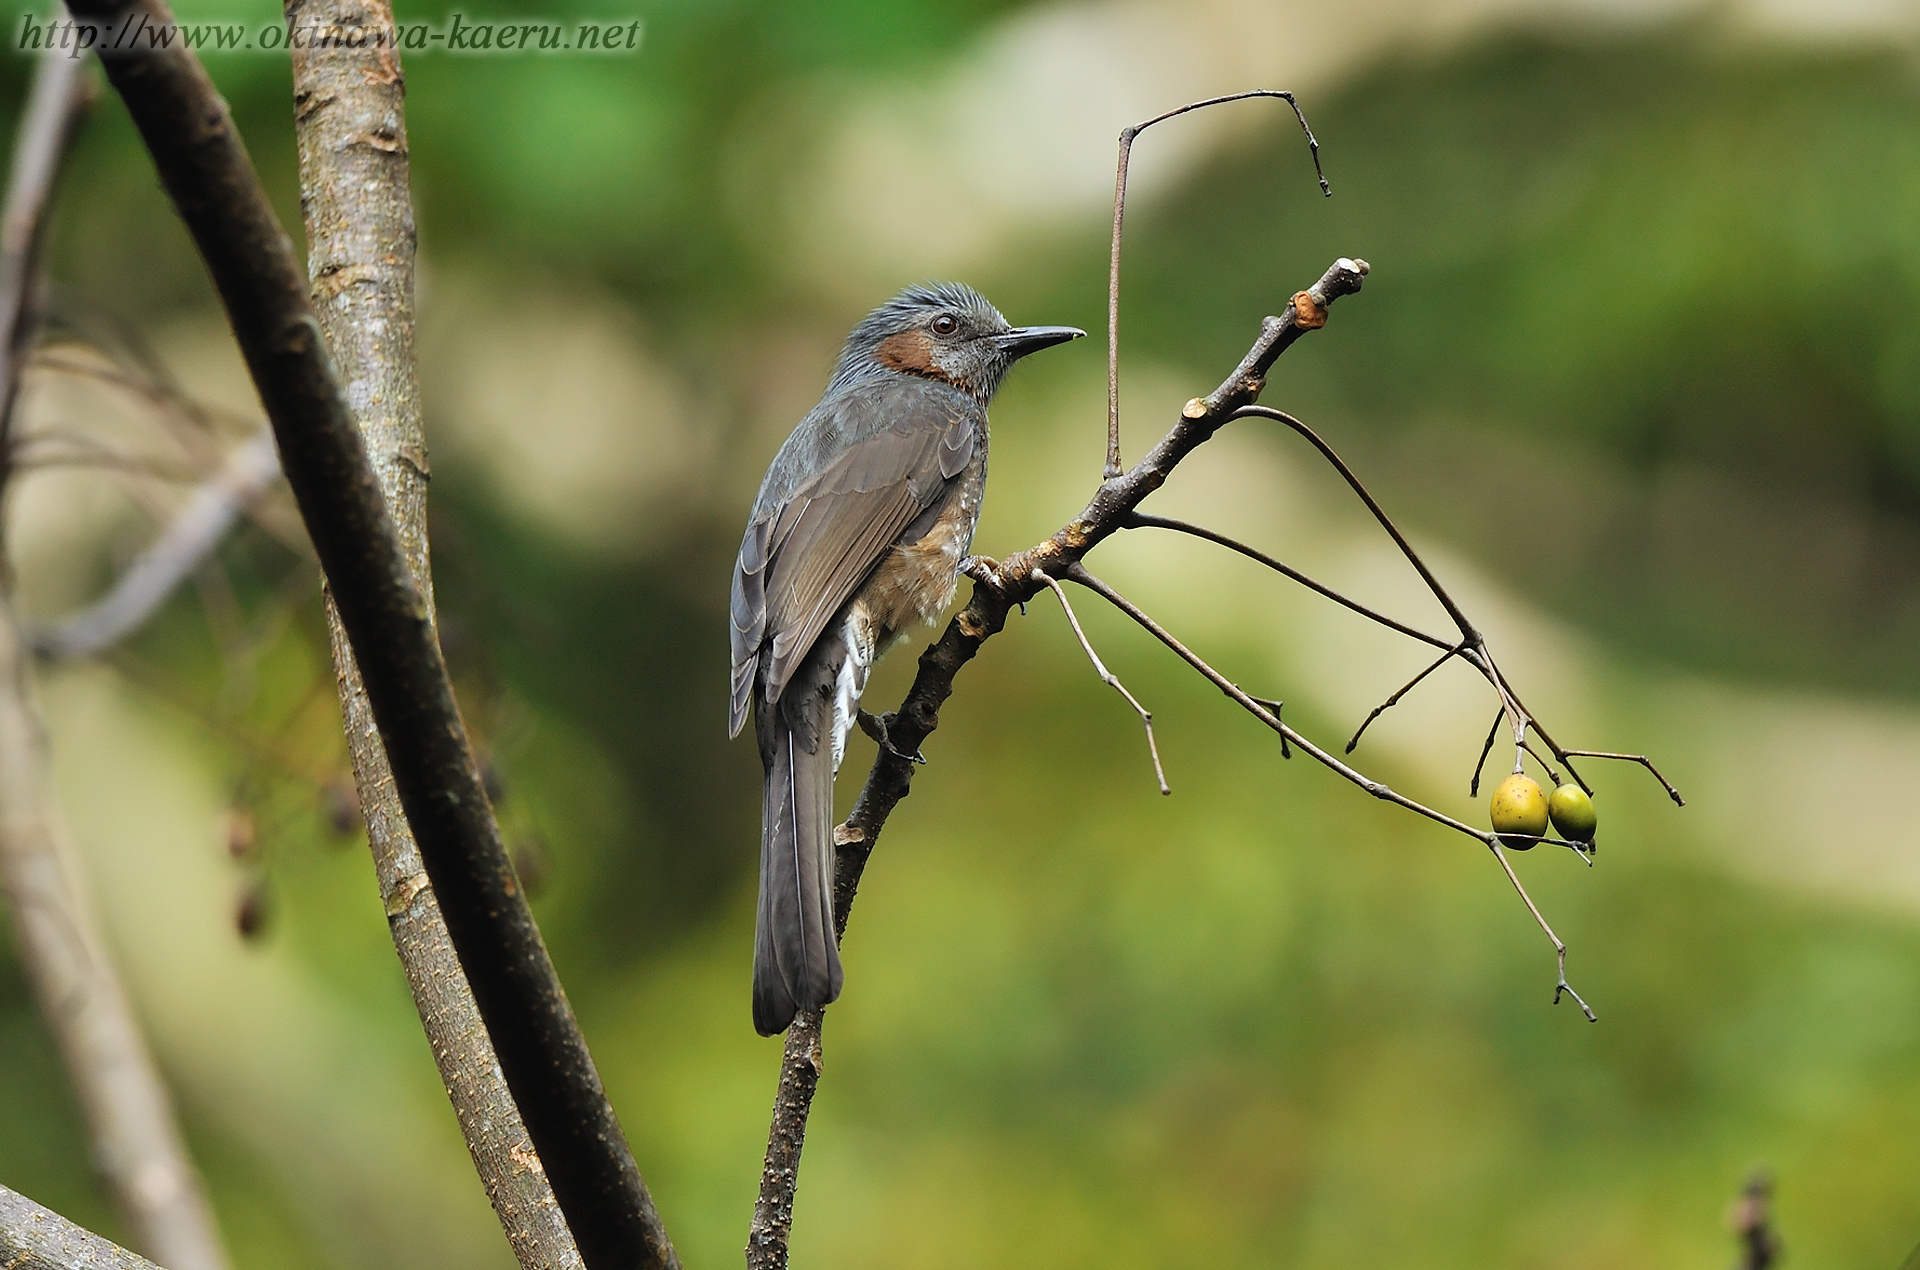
831, 282, 1083, 402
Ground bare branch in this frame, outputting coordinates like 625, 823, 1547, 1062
1346, 641, 1465, 753
1559, 750, 1686, 806
70, 0, 672, 1263
746, 1009, 823, 1270
1107, 90, 1327, 478
1469, 705, 1503, 797
1033, 568, 1169, 794
1519, 736, 1563, 787
1485, 842, 1595, 1020
0, 13, 94, 468
1123, 512, 1454, 650
0, 613, 235, 1270
31, 429, 280, 660
0, 1182, 163, 1270
285, 0, 588, 1264
0, 27, 230, 1270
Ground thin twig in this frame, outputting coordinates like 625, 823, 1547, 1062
1234, 404, 1480, 643
1061, 563, 1594, 1016
0, 27, 232, 1270
1106, 91, 1327, 478
1518, 737, 1563, 788
1033, 568, 1169, 794
71, 0, 669, 1263
1486, 842, 1596, 1021
1229, 403, 1612, 796
1469, 705, 1504, 797
284, 0, 590, 1263
1346, 641, 1465, 753
1123, 512, 1453, 651
1560, 750, 1686, 806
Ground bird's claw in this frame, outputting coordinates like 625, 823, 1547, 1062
960, 554, 1003, 589
857, 708, 926, 765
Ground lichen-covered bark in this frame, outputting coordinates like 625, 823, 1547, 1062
0, 1183, 165, 1270
286, 1, 582, 1264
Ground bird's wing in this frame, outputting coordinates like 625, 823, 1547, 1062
730, 378, 976, 735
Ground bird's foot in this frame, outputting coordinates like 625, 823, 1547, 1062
960, 554, 1003, 589
858, 708, 926, 764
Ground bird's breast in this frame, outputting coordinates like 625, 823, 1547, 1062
856, 449, 986, 638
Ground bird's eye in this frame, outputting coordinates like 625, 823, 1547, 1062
930, 314, 959, 336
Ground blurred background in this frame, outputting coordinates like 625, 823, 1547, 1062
3, 0, 1920, 1264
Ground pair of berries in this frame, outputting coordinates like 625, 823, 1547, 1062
1489, 773, 1595, 849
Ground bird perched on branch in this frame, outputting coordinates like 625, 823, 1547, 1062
730, 283, 1082, 1036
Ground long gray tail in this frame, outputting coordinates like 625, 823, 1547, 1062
751, 622, 857, 1036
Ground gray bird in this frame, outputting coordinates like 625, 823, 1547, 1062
730, 283, 1083, 1036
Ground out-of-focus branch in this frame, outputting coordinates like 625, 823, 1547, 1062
0, 610, 230, 1270
0, 30, 231, 1270
66, 0, 675, 1264
1729, 1172, 1780, 1270
0, 1182, 162, 1270
31, 428, 280, 659
0, 13, 92, 474
284, 0, 585, 1264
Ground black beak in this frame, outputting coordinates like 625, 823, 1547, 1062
998, 325, 1085, 359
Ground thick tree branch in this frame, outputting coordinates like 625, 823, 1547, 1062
65, 1, 675, 1264
284, 1, 587, 1266
0, 1183, 163, 1270
0, 32, 230, 1270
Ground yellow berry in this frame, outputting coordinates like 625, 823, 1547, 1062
1490, 773, 1548, 848
1548, 783, 1597, 843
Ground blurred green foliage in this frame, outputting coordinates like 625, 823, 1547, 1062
0, 7, 1918, 1269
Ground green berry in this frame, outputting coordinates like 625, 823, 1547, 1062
1548, 783, 1597, 843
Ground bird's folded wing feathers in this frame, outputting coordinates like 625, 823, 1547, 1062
729, 381, 977, 734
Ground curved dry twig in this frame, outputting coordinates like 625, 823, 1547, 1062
1033, 567, 1169, 795
1347, 641, 1466, 754
1107, 90, 1327, 478
1122, 512, 1453, 650
1560, 750, 1686, 806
